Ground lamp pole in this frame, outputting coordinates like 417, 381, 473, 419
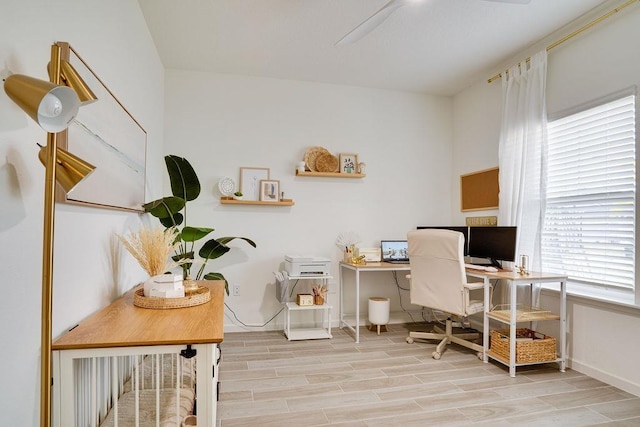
4, 41, 95, 427
40, 43, 62, 427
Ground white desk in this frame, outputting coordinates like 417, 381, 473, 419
340, 262, 567, 377
466, 269, 567, 377
339, 261, 411, 343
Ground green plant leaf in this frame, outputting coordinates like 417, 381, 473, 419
216, 236, 257, 248
203, 272, 228, 295
165, 155, 200, 202
181, 226, 214, 242
160, 213, 183, 228
143, 197, 185, 219
143, 155, 255, 295
199, 239, 231, 260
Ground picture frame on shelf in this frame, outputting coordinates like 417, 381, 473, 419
339, 153, 358, 174
240, 167, 270, 201
260, 179, 280, 202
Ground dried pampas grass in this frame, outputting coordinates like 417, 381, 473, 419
117, 225, 185, 277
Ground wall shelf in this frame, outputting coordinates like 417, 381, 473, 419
295, 170, 366, 178
220, 197, 294, 206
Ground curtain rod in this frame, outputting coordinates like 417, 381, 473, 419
487, 0, 638, 84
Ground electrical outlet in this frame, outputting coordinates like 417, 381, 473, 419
233, 284, 240, 296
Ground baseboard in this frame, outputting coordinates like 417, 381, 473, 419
569, 358, 640, 397
223, 310, 428, 334
223, 310, 482, 333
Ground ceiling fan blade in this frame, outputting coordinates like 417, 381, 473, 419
336, 0, 407, 46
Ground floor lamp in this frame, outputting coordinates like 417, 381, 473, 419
3, 42, 96, 427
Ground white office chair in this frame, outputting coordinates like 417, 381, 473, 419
406, 229, 485, 360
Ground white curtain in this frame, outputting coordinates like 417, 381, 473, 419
498, 50, 548, 274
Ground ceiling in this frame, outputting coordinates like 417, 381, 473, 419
138, 0, 611, 96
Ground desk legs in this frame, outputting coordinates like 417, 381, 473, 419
355, 269, 361, 343
560, 280, 566, 372
482, 277, 490, 363
339, 264, 360, 342
339, 265, 343, 330
509, 280, 517, 377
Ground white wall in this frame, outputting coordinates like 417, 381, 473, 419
163, 70, 453, 330
0, 1, 164, 424
452, 2, 640, 395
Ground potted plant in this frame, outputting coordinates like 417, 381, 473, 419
143, 155, 256, 295
233, 191, 243, 200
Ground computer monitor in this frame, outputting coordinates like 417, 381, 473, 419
416, 226, 469, 255
467, 226, 517, 268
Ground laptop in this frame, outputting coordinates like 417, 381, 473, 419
380, 240, 410, 264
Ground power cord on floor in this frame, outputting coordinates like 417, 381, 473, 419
224, 302, 284, 328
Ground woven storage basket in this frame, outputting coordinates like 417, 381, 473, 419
303, 146, 330, 172
133, 287, 210, 309
490, 328, 557, 363
315, 153, 339, 172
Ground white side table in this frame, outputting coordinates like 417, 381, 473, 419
283, 274, 332, 341
284, 302, 332, 340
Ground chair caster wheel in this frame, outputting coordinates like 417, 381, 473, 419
406, 337, 414, 344
432, 352, 441, 360
477, 352, 483, 360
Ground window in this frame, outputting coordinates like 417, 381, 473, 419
542, 94, 636, 290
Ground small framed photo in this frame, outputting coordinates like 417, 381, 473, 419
240, 167, 270, 201
339, 153, 358, 174
260, 180, 280, 202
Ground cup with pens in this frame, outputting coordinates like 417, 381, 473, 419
344, 245, 353, 263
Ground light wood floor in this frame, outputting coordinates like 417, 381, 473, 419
217, 324, 640, 426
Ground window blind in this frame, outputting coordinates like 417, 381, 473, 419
542, 94, 636, 289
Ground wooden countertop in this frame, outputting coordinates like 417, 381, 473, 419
52, 280, 225, 351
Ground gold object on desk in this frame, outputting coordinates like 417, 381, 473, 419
352, 254, 366, 264
516, 254, 529, 275
343, 245, 366, 264
184, 275, 199, 293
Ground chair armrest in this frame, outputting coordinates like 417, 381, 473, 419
464, 281, 485, 291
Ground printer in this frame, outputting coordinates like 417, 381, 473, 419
284, 255, 331, 276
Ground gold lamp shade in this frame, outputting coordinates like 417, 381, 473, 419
4, 74, 80, 133
57, 60, 98, 104
38, 144, 96, 193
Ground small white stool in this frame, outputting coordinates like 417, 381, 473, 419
368, 297, 390, 335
